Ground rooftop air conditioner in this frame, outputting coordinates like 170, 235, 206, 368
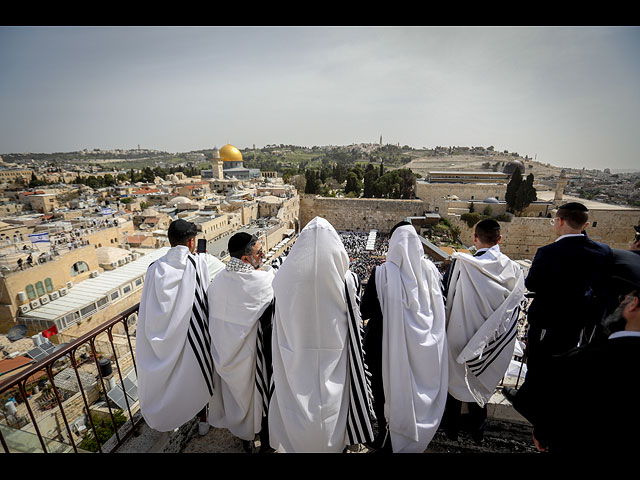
59, 287, 68, 296
90, 271, 99, 278
39, 296, 50, 305
110, 261, 118, 268
49, 291, 59, 301
66, 281, 73, 288
30, 300, 40, 309
19, 304, 31, 314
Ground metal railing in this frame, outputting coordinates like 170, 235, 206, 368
0, 303, 141, 453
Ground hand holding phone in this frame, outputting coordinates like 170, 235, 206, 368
197, 238, 207, 253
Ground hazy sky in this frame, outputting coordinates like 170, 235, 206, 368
1, 26, 639, 170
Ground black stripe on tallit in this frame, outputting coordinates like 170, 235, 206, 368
256, 298, 275, 417
466, 306, 519, 368
192, 291, 212, 348
472, 327, 519, 378
186, 254, 215, 396
187, 330, 214, 396
188, 256, 210, 317
344, 277, 375, 445
466, 307, 520, 377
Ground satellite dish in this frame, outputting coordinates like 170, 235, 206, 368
7, 324, 28, 342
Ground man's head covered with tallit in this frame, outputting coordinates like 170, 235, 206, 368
373, 221, 449, 452
268, 216, 374, 452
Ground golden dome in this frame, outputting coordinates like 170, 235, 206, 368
219, 144, 243, 163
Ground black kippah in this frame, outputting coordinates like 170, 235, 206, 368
476, 218, 501, 230
558, 202, 588, 212
228, 232, 253, 256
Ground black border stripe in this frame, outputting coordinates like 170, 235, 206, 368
187, 330, 214, 396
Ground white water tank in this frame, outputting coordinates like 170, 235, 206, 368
5, 401, 17, 416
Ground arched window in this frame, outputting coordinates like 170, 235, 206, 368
26, 284, 36, 300
35, 281, 45, 296
71, 261, 89, 277
45, 278, 54, 293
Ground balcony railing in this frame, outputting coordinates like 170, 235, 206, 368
0, 303, 141, 453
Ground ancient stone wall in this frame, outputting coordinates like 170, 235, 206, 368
415, 182, 507, 210
450, 208, 640, 261
300, 196, 425, 232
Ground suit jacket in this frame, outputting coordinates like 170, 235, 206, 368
529, 334, 640, 452
524, 234, 612, 364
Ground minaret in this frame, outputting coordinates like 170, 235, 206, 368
212, 148, 224, 180
554, 169, 567, 204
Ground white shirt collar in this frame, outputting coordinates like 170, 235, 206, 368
555, 233, 585, 242
609, 330, 640, 340
475, 244, 500, 259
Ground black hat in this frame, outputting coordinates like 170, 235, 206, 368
634, 225, 640, 234
610, 249, 640, 296
558, 202, 589, 212
168, 219, 197, 238
228, 232, 254, 257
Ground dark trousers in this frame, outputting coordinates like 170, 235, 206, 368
441, 394, 487, 439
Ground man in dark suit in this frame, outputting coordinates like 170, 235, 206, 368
527, 256, 640, 452
504, 202, 612, 415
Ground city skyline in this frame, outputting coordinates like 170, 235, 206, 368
1, 26, 639, 171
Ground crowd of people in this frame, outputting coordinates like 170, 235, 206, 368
133, 206, 640, 454
337, 230, 390, 283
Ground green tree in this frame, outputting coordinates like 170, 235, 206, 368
513, 173, 537, 214
505, 169, 523, 213
363, 169, 379, 198
506, 170, 537, 215
78, 410, 127, 453
344, 172, 362, 196
304, 169, 321, 194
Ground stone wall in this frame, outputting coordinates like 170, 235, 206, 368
300, 195, 426, 232
415, 182, 507, 210
450, 207, 640, 261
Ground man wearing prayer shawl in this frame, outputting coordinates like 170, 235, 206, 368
136, 219, 224, 432
268, 217, 375, 453
207, 232, 276, 452
361, 221, 448, 453
440, 219, 525, 443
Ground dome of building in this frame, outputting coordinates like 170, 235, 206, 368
219, 144, 243, 163
503, 160, 525, 175
483, 197, 500, 204
167, 196, 193, 207
141, 207, 160, 217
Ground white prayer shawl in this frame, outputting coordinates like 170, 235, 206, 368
375, 225, 448, 453
136, 246, 218, 432
207, 266, 275, 440
268, 217, 374, 453
445, 245, 525, 406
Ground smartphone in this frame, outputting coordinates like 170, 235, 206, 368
197, 238, 207, 253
